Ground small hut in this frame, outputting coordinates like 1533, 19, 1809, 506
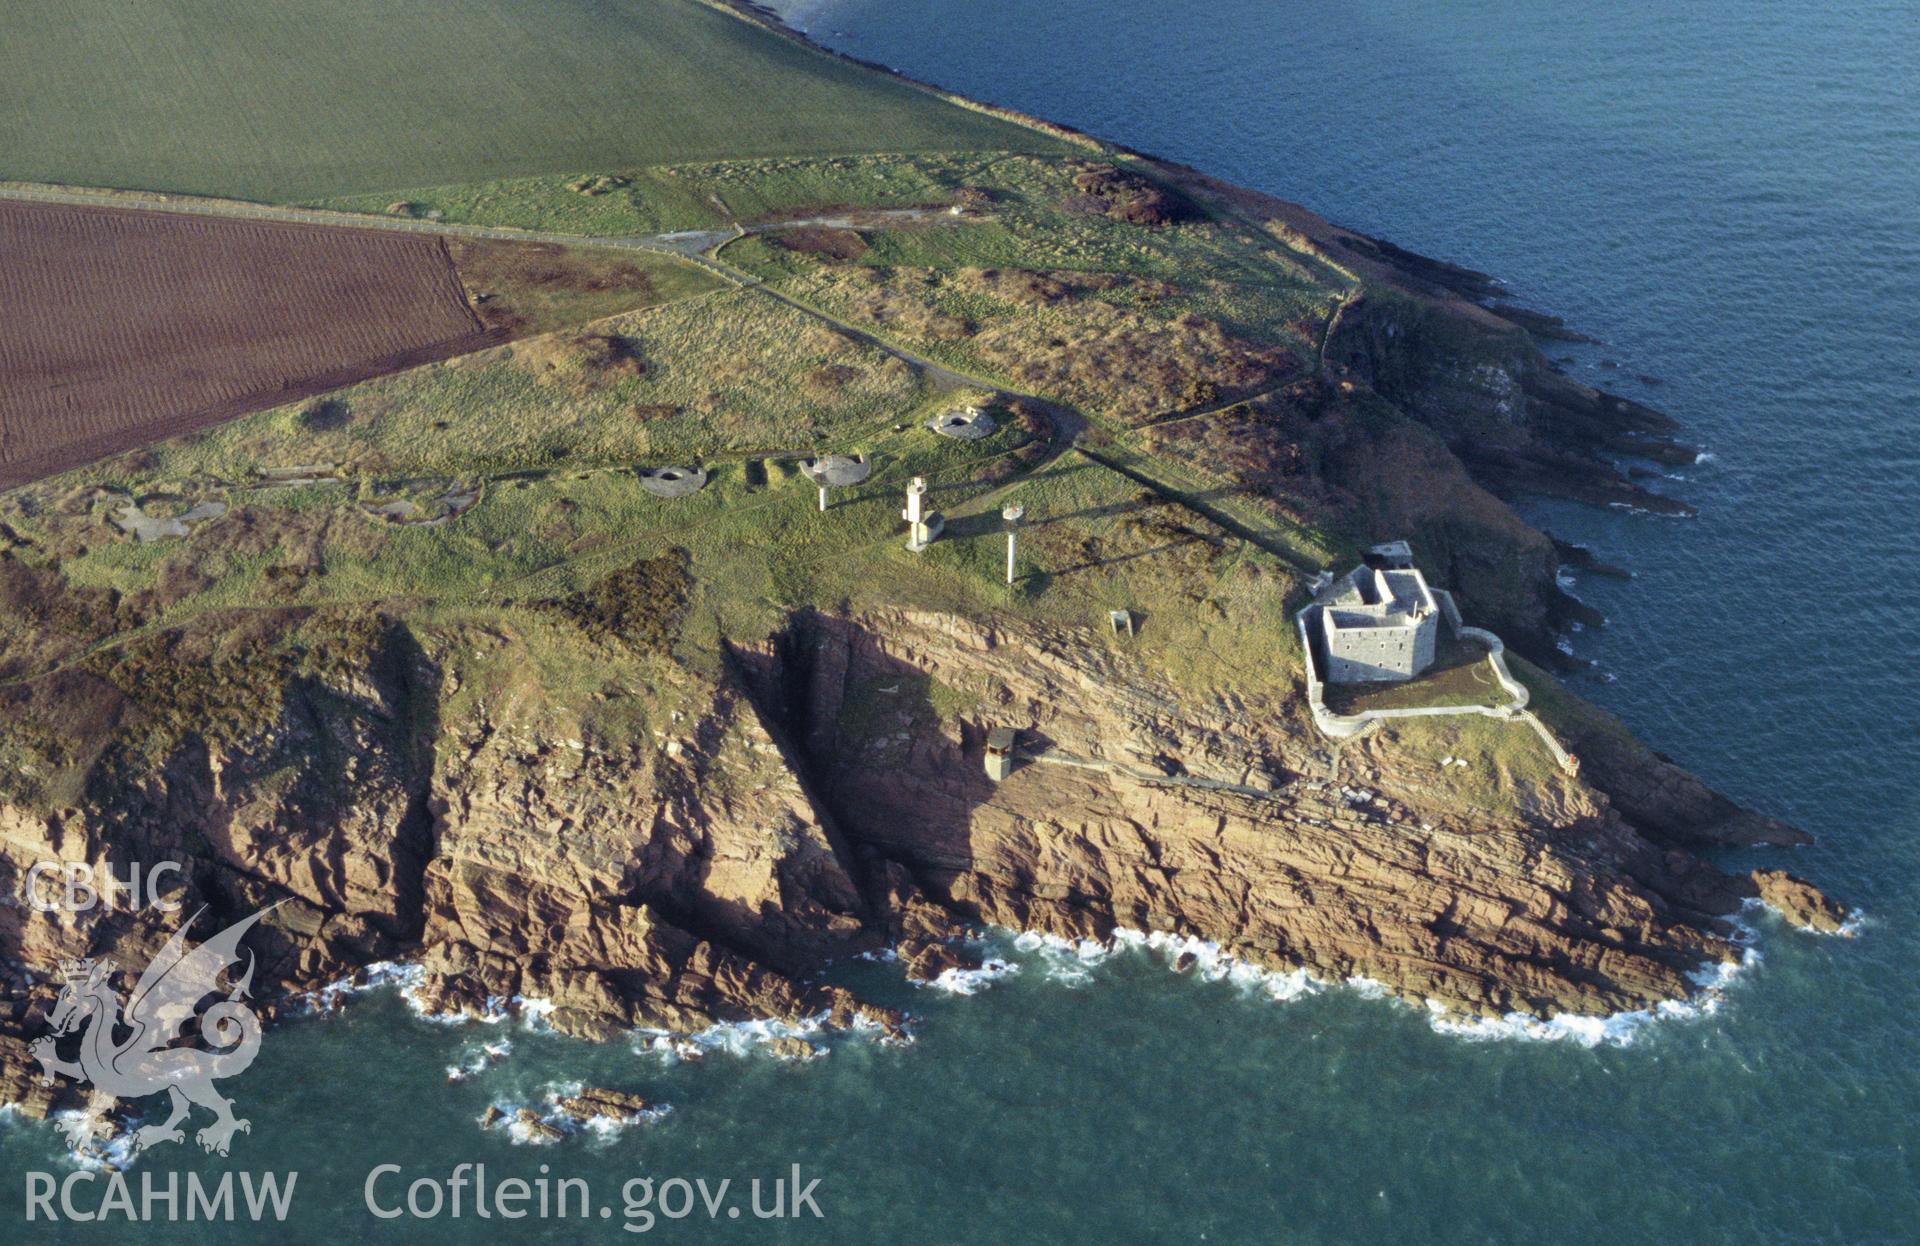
984, 727, 1018, 781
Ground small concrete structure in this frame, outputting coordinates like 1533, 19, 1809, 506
112, 499, 227, 543
1364, 539, 1414, 570
1318, 558, 1440, 683
903, 476, 945, 551
637, 465, 708, 498
801, 453, 872, 510
984, 727, 1017, 781
927, 406, 996, 441
361, 485, 477, 527
1109, 609, 1135, 637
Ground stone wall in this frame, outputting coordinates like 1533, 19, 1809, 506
1298, 605, 1326, 705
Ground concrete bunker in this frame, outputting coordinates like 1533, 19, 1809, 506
112, 497, 228, 543
927, 406, 996, 441
637, 465, 708, 498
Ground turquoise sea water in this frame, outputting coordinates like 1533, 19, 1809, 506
6, 2, 1918, 1241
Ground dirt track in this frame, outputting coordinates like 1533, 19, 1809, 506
0, 200, 492, 488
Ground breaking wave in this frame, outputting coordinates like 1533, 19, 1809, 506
48, 1107, 143, 1171
445, 1037, 514, 1083
634, 1012, 832, 1060
287, 959, 425, 1016
481, 1082, 672, 1148
1428, 944, 1760, 1047
289, 963, 561, 1035
923, 957, 1020, 995
964, 921, 1763, 1049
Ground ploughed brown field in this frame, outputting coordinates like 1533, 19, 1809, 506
0, 200, 492, 488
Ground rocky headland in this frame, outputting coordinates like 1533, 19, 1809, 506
0, 2, 1846, 1123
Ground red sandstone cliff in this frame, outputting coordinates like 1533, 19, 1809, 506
0, 598, 1833, 1117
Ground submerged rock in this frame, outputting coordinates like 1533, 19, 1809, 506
897, 938, 982, 983
512, 1109, 567, 1144
760, 1037, 822, 1062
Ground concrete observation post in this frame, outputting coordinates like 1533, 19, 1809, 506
904, 477, 945, 552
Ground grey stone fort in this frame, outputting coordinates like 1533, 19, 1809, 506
1318, 542, 1439, 683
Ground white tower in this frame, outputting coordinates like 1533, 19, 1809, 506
904, 477, 944, 552
1002, 503, 1024, 584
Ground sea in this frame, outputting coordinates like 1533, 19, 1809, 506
4, 2, 1916, 1241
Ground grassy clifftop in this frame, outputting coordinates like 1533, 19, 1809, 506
0, 0, 1702, 837
0, 146, 1358, 703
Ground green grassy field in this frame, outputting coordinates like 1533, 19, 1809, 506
1369, 712, 1571, 824
0, 0, 1602, 840
0, 0, 1061, 202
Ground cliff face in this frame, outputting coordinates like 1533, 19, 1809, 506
1157, 160, 1703, 513
735, 608, 1772, 1017
0, 612, 900, 1115
1144, 372, 1586, 665
0, 592, 1823, 1115
413, 657, 889, 1040
1319, 289, 1696, 517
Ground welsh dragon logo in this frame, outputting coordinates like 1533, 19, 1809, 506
31, 905, 279, 1156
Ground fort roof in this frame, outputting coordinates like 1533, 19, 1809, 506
1322, 566, 1435, 630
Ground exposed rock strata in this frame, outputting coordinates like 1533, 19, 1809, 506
735, 608, 1829, 1020
0, 613, 899, 1114
0, 588, 1846, 1119
1750, 870, 1851, 934
1154, 163, 1703, 501
556, 1087, 652, 1124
